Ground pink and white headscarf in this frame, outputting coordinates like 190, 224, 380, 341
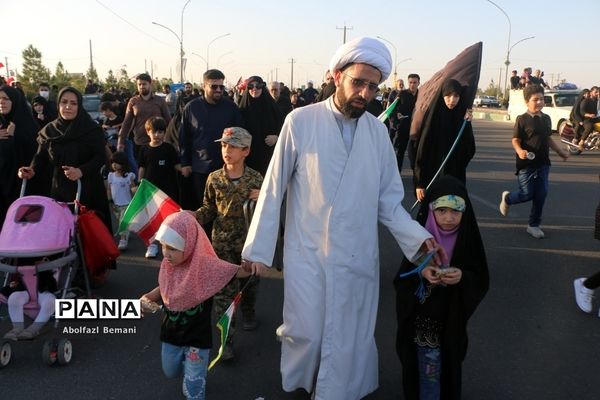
157, 211, 239, 311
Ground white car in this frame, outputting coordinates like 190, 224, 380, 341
507, 89, 580, 131
473, 95, 501, 108
82, 94, 102, 123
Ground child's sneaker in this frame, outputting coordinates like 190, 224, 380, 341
118, 238, 128, 251
499, 191, 510, 216
574, 278, 594, 313
3, 327, 23, 341
16, 323, 43, 340
145, 243, 158, 258
526, 226, 544, 239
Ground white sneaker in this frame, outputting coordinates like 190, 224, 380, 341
574, 278, 594, 313
499, 191, 510, 216
118, 238, 128, 251
145, 243, 158, 258
526, 226, 544, 239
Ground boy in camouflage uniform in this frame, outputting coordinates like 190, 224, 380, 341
195, 127, 263, 360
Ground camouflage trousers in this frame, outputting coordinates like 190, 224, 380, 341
213, 276, 260, 345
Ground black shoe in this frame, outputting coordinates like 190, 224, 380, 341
243, 315, 258, 331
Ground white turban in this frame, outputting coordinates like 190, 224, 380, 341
329, 37, 393, 83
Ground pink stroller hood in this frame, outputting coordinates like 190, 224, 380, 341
0, 196, 75, 257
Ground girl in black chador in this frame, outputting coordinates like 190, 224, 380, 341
414, 79, 475, 202
395, 176, 489, 400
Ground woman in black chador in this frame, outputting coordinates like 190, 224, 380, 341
0, 84, 39, 226
413, 79, 475, 202
394, 176, 489, 399
18, 87, 111, 231
238, 76, 284, 176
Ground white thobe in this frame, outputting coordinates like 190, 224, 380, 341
242, 97, 431, 400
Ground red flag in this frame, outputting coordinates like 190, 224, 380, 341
0, 62, 4, 68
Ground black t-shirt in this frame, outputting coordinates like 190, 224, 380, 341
138, 142, 180, 201
580, 98, 598, 118
160, 298, 212, 348
513, 112, 552, 172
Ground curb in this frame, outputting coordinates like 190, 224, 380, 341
472, 111, 511, 122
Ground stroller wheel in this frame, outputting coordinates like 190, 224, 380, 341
56, 338, 73, 365
0, 341, 12, 368
42, 339, 57, 366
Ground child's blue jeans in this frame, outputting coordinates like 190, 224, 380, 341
417, 345, 441, 400
161, 342, 209, 400
506, 165, 549, 227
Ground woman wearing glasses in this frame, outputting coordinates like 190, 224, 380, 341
238, 76, 284, 176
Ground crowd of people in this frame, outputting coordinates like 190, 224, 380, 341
0, 36, 598, 400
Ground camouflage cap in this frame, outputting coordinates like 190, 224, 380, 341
215, 127, 252, 148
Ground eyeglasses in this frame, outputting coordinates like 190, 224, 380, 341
209, 84, 225, 91
343, 72, 379, 92
247, 83, 264, 90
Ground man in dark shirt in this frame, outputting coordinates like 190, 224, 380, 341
269, 81, 293, 119
390, 73, 420, 170
179, 69, 243, 209
510, 70, 521, 90
579, 86, 599, 150
302, 81, 319, 104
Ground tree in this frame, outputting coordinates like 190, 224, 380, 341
105, 69, 118, 89
86, 65, 99, 84
117, 67, 135, 92
51, 61, 71, 91
19, 45, 51, 95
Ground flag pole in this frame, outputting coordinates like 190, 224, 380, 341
410, 118, 470, 212
208, 274, 256, 370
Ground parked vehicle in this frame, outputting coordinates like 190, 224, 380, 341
508, 89, 580, 132
82, 94, 102, 123
473, 95, 501, 108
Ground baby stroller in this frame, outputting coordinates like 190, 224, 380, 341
0, 180, 92, 368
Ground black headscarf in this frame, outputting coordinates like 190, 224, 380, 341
238, 76, 283, 175
414, 79, 475, 188
394, 176, 488, 399
0, 84, 39, 157
0, 85, 40, 225
38, 87, 101, 146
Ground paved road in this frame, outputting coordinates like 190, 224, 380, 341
1, 119, 599, 399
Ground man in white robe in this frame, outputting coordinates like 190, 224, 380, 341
241, 37, 442, 400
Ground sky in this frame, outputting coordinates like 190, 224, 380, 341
1, 0, 599, 92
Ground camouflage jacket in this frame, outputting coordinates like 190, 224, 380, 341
195, 165, 263, 264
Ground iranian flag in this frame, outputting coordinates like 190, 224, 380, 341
208, 291, 241, 370
378, 97, 399, 123
118, 179, 180, 245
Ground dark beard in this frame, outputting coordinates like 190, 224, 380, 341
340, 100, 367, 119
336, 88, 367, 119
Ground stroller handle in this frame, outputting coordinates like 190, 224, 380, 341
20, 178, 82, 206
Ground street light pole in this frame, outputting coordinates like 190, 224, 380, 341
486, 0, 511, 99
216, 51, 233, 69
206, 33, 231, 71
505, 35, 535, 89
152, 0, 191, 83
377, 36, 397, 85
180, 0, 191, 83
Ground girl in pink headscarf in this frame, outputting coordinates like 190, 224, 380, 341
140, 211, 239, 400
